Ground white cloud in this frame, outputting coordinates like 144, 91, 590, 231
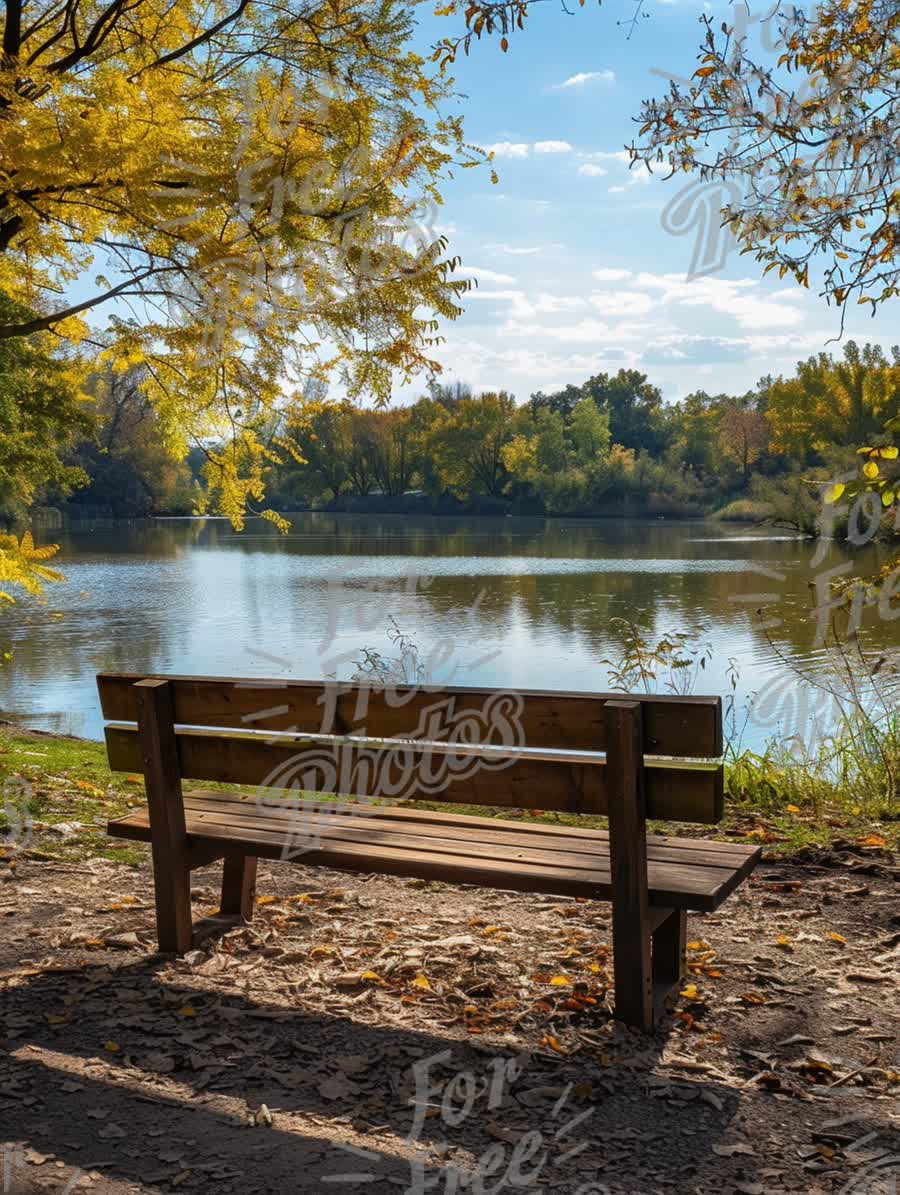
589, 290, 655, 318
580, 150, 630, 164
459, 265, 518, 285
484, 141, 530, 159
577, 163, 607, 177
556, 70, 616, 89
485, 243, 546, 256
534, 140, 573, 154
600, 268, 808, 330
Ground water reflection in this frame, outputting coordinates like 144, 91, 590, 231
1, 513, 895, 747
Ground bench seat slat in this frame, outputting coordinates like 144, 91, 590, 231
173, 788, 756, 854
109, 792, 760, 912
172, 794, 751, 872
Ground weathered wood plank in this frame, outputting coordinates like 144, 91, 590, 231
104, 723, 725, 823
97, 673, 723, 757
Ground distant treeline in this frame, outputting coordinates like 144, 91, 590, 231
264, 343, 900, 528
5, 340, 899, 530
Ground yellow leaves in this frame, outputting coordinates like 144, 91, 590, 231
75, 779, 105, 798
775, 934, 794, 951
826, 931, 847, 944
549, 975, 572, 987
694, 66, 717, 79
411, 974, 433, 991
857, 833, 887, 848
785, 804, 802, 815
862, 461, 880, 480
0, 533, 64, 603
256, 895, 278, 906
679, 983, 700, 1000
52, 316, 89, 344
360, 970, 385, 983
824, 482, 846, 504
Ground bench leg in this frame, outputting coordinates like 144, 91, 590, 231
606, 700, 654, 1032
153, 861, 194, 954
652, 908, 687, 1021
220, 855, 257, 921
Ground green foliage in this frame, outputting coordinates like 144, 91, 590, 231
67, 369, 196, 518
0, 296, 92, 521
600, 619, 715, 697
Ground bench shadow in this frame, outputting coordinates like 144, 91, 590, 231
1, 951, 750, 1193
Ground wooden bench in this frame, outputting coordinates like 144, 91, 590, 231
98, 672, 760, 1032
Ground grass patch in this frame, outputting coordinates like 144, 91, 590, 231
712, 498, 775, 523
2, 723, 895, 865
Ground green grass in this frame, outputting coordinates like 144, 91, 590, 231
1, 724, 896, 865
712, 498, 776, 523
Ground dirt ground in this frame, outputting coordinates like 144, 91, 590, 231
0, 843, 898, 1195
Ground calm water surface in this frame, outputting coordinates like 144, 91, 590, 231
3, 514, 897, 750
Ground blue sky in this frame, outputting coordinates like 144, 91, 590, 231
406, 0, 899, 404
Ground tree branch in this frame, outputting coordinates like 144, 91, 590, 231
0, 264, 179, 339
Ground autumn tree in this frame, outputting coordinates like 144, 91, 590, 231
0, 0, 485, 523
766, 343, 900, 464
633, 0, 900, 589
718, 399, 769, 486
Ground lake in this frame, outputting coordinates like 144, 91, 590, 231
2, 513, 897, 752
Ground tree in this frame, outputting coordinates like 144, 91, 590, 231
718, 400, 769, 486
581, 370, 667, 455
666, 391, 721, 480
766, 343, 900, 464
632, 1, 900, 317
0, 0, 482, 522
68, 368, 196, 516
569, 397, 611, 465
428, 392, 517, 498
633, 2, 900, 591
0, 297, 91, 521
533, 409, 567, 474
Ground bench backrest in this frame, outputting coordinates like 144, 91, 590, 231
97, 673, 724, 824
